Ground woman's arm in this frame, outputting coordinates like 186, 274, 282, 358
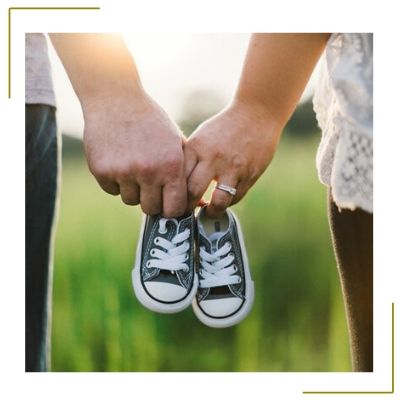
185, 33, 330, 217
236, 33, 330, 126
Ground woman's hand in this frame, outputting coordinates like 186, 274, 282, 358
184, 34, 329, 218
184, 100, 283, 217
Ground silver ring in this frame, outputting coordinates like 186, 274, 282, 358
215, 183, 237, 196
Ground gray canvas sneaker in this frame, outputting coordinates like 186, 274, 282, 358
132, 213, 198, 313
192, 206, 254, 328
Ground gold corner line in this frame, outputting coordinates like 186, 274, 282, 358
303, 302, 395, 395
7, 6, 101, 99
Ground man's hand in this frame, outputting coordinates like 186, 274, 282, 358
83, 91, 187, 217
184, 100, 282, 218
49, 34, 187, 217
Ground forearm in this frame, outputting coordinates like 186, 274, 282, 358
49, 33, 144, 111
234, 33, 330, 127
50, 33, 187, 216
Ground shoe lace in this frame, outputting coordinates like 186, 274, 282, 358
199, 241, 241, 288
146, 218, 190, 272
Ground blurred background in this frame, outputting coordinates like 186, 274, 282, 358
50, 33, 351, 372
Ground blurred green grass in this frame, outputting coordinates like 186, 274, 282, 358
52, 134, 351, 372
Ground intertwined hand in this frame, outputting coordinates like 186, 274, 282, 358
184, 100, 282, 217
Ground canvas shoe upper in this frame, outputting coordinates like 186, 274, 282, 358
192, 206, 254, 328
132, 213, 198, 313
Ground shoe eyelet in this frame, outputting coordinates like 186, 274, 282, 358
146, 261, 152, 268
237, 277, 242, 283
158, 226, 167, 234
233, 265, 237, 272
154, 237, 160, 245
150, 249, 156, 256
185, 254, 189, 260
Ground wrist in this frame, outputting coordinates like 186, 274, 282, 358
229, 96, 283, 131
80, 80, 150, 115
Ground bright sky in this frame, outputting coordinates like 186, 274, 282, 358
49, 33, 316, 137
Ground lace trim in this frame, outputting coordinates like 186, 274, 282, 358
314, 33, 373, 213
331, 130, 373, 213
315, 115, 373, 213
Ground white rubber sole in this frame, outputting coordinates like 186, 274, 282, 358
192, 210, 255, 328
132, 215, 198, 314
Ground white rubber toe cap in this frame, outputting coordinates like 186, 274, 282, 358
144, 281, 187, 302
199, 297, 243, 318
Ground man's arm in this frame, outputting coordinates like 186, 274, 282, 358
185, 33, 330, 217
50, 33, 187, 217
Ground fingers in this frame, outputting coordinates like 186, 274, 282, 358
198, 198, 208, 207
207, 176, 238, 218
95, 177, 120, 196
139, 183, 162, 215
184, 145, 198, 180
230, 181, 249, 206
119, 183, 140, 205
163, 175, 187, 217
186, 161, 215, 214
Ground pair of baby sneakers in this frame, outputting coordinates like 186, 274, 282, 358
131, 206, 254, 328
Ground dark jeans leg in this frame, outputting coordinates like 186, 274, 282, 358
327, 190, 373, 372
25, 104, 58, 372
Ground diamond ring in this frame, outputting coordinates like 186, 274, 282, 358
215, 183, 237, 196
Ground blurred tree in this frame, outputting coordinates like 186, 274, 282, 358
178, 90, 320, 138
285, 98, 320, 137
62, 133, 84, 160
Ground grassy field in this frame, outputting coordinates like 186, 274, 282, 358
52, 134, 351, 372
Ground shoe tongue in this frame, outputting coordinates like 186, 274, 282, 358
209, 231, 225, 252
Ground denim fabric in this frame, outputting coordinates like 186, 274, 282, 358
25, 104, 58, 372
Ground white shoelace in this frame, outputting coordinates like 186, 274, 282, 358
199, 241, 241, 288
146, 218, 190, 272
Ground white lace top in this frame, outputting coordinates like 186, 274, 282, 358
313, 33, 373, 213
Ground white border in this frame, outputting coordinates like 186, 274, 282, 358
1, 0, 399, 399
